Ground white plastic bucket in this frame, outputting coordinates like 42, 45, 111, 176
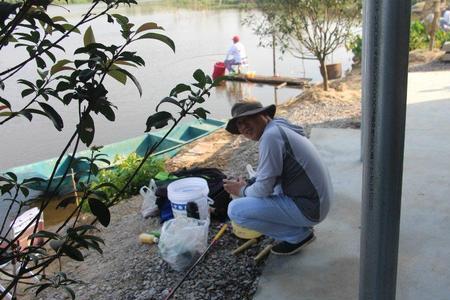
167, 177, 212, 220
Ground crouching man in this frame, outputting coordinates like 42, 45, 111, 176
223, 101, 333, 255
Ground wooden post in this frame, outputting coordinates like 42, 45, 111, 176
70, 169, 79, 206
274, 87, 278, 105
272, 33, 277, 77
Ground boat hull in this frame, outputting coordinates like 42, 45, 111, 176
1, 118, 225, 195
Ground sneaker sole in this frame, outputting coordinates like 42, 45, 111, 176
270, 235, 316, 256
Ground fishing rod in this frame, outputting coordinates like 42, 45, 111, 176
164, 223, 228, 300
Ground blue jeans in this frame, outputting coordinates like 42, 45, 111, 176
228, 194, 317, 243
224, 59, 239, 72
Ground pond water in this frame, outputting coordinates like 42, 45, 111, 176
0, 2, 353, 171
0, 2, 354, 227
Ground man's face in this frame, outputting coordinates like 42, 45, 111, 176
236, 114, 269, 141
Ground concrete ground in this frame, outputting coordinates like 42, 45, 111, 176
254, 69, 450, 300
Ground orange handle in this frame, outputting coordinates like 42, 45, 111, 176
213, 224, 228, 242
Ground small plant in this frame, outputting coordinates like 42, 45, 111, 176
435, 30, 450, 49
409, 20, 450, 50
346, 34, 362, 65
409, 21, 428, 50
79, 153, 165, 212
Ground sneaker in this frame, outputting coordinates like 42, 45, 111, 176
271, 232, 316, 256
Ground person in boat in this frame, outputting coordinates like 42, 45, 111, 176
223, 101, 333, 255
224, 35, 248, 74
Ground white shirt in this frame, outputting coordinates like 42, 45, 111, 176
443, 10, 450, 24
225, 42, 247, 64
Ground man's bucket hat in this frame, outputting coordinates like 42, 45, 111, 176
226, 101, 276, 134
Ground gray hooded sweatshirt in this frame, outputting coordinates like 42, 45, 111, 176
241, 117, 332, 222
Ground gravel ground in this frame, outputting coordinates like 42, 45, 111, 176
28, 56, 449, 300
31, 197, 270, 300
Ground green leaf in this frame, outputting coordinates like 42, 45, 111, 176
82, 234, 105, 244
17, 79, 36, 89
88, 198, 110, 227
50, 59, 73, 75
193, 69, 206, 85
83, 26, 95, 46
20, 186, 29, 197
107, 69, 127, 85
22, 176, 46, 183
34, 283, 52, 296
0, 96, 11, 109
52, 16, 67, 22
21, 88, 34, 98
136, 32, 175, 52
63, 286, 75, 300
92, 182, 119, 191
36, 56, 46, 69
114, 60, 137, 67
136, 22, 163, 33
156, 97, 183, 111
38, 102, 64, 131
56, 195, 77, 208
99, 104, 115, 122
30, 230, 60, 240
62, 23, 80, 34
212, 75, 226, 87
50, 239, 64, 252
5, 172, 17, 181
78, 114, 95, 146
170, 83, 191, 97
114, 67, 142, 96
145, 111, 174, 132
193, 107, 210, 119
73, 224, 98, 232
62, 244, 84, 261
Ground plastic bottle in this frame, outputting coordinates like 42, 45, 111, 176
139, 233, 159, 244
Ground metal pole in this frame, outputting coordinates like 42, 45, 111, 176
359, 0, 411, 299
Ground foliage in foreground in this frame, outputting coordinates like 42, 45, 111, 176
0, 0, 223, 298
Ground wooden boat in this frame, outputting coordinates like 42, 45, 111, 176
2, 118, 225, 194
224, 73, 311, 88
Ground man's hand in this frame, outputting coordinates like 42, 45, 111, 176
223, 177, 247, 197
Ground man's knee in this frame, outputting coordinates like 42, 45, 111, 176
227, 199, 239, 221
227, 198, 250, 223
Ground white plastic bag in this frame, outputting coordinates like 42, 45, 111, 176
139, 179, 158, 218
158, 217, 209, 271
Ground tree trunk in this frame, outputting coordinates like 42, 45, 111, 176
319, 59, 329, 91
272, 33, 277, 76
429, 0, 440, 50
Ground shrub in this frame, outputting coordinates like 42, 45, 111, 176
81, 153, 165, 212
435, 30, 450, 49
409, 21, 428, 50
409, 20, 450, 50
346, 34, 362, 65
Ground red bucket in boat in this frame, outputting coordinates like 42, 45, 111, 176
212, 61, 226, 80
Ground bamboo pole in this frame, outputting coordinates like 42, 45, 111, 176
231, 238, 258, 255
70, 169, 80, 206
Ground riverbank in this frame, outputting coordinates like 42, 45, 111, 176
30, 50, 448, 300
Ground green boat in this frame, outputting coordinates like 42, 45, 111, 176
2, 118, 225, 194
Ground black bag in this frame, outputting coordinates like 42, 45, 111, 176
155, 167, 231, 222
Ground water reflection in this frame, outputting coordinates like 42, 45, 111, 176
0, 5, 351, 171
